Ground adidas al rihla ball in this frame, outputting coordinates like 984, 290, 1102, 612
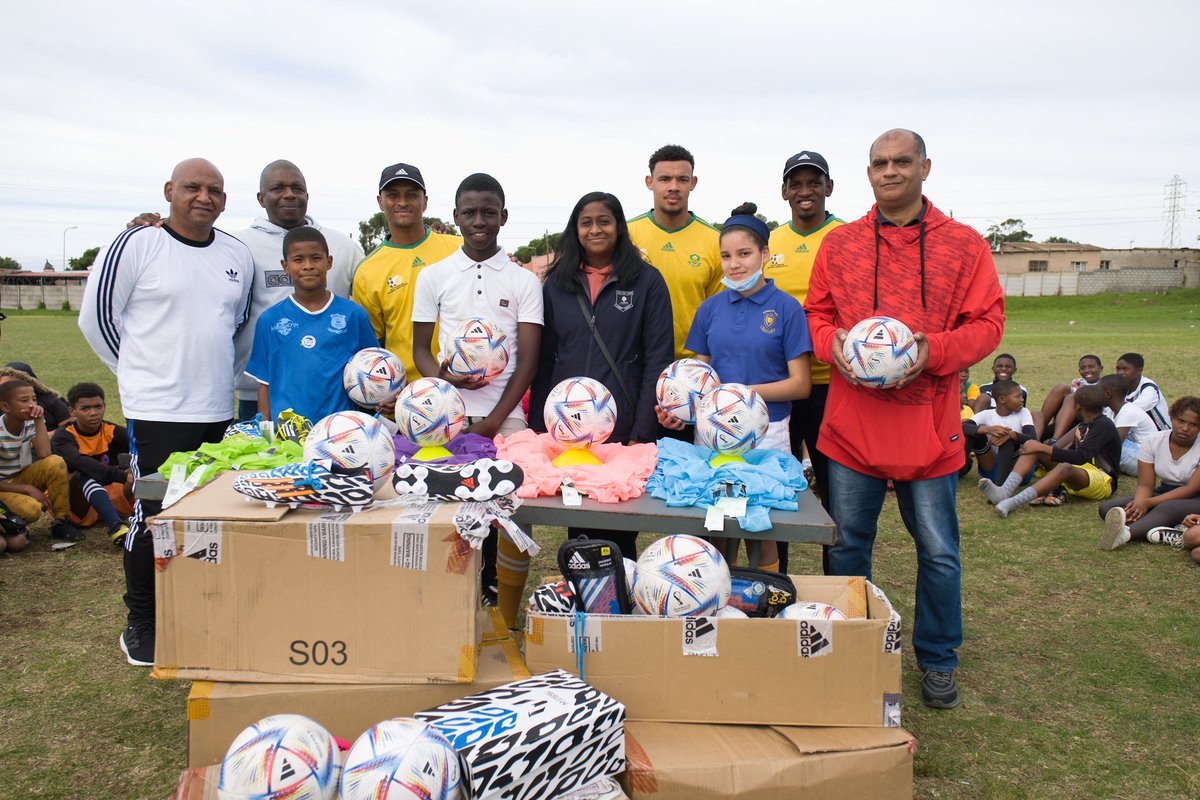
394, 377, 466, 447
544, 376, 617, 449
633, 534, 731, 617
340, 717, 464, 800
695, 383, 769, 456
656, 358, 720, 425
444, 317, 510, 380
218, 713, 337, 800
344, 347, 407, 406
842, 316, 917, 388
303, 410, 396, 487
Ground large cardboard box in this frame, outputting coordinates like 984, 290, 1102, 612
623, 721, 914, 799
525, 575, 902, 727
417, 670, 626, 800
153, 472, 480, 684
187, 612, 524, 767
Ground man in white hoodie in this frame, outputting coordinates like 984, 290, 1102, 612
232, 160, 363, 418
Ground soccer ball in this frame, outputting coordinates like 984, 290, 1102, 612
716, 605, 749, 619
218, 714, 337, 800
340, 717, 464, 800
623, 557, 638, 602
394, 378, 466, 447
842, 316, 917, 388
633, 534, 731, 617
344, 347, 407, 406
303, 411, 396, 487
695, 383, 770, 456
444, 317, 510, 380
544, 377, 617, 449
779, 601, 848, 621
656, 358, 721, 425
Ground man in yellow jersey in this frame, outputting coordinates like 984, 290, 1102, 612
768, 151, 842, 528
627, 144, 722, 362
351, 163, 463, 385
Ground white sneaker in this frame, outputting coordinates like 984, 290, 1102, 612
1146, 525, 1186, 549
1098, 506, 1131, 551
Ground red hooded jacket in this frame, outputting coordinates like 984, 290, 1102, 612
805, 199, 1005, 481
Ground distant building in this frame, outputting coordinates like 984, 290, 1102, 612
991, 243, 1197, 275
0, 270, 90, 309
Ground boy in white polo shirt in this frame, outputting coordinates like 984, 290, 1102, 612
412, 172, 542, 627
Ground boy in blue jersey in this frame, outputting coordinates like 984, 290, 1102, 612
246, 227, 377, 422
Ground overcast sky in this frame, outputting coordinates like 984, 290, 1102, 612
2, 1, 1196, 269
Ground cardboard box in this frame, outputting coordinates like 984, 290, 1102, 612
623, 721, 914, 799
417, 670, 626, 800
525, 575, 902, 727
186, 612, 524, 767
153, 472, 481, 684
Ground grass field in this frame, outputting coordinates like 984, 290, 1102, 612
2, 291, 1199, 799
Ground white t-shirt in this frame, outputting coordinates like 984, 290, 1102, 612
411, 248, 544, 419
1104, 404, 1157, 446
0, 417, 35, 480
79, 225, 254, 422
1126, 376, 1170, 431
1137, 429, 1200, 486
970, 407, 1034, 434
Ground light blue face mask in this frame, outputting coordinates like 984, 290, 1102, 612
721, 269, 762, 292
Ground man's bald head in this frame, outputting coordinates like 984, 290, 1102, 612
163, 158, 227, 239
870, 129, 926, 161
259, 160, 302, 192
257, 160, 309, 229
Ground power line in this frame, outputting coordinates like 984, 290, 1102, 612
1162, 175, 1186, 247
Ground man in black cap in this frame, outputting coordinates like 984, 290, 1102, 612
351, 163, 463, 386
767, 152, 842, 571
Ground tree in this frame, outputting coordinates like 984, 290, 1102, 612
69, 246, 99, 270
513, 232, 562, 264
0, 256, 20, 270
357, 213, 459, 253
1043, 236, 1079, 245
984, 218, 1033, 248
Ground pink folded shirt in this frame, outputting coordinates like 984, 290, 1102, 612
495, 429, 657, 502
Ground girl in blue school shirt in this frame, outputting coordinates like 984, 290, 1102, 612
657, 202, 813, 570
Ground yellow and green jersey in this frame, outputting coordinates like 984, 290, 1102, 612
627, 211, 722, 360
767, 215, 843, 384
351, 229, 463, 384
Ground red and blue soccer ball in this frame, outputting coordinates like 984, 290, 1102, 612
303, 411, 396, 488
841, 316, 917, 388
543, 376, 617, 449
340, 717, 464, 800
217, 713, 337, 800
695, 383, 770, 456
633, 534, 731, 617
445, 317, 510, 380
656, 358, 721, 425
344, 347, 407, 407
394, 377, 466, 447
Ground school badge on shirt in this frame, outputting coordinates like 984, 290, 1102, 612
615, 290, 634, 313
761, 309, 778, 334
329, 313, 347, 334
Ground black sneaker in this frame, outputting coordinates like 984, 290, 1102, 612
119, 622, 155, 667
50, 520, 85, 542
393, 459, 524, 502
921, 669, 960, 709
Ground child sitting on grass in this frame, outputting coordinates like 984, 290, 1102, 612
980, 385, 1119, 517
1038, 354, 1103, 444
1098, 373, 1157, 476
0, 379, 85, 543
963, 379, 1035, 486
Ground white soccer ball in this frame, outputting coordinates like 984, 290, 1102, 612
340, 717, 464, 800
716, 605, 749, 619
695, 383, 770, 456
842, 316, 917, 388
656, 358, 721, 425
394, 378, 466, 447
445, 317, 510, 380
344, 347, 407, 406
218, 714, 337, 800
623, 557, 638, 603
303, 411, 396, 487
544, 377, 617, 449
779, 601, 848, 621
633, 534, 731, 617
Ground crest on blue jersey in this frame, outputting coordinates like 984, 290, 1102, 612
329, 313, 347, 331
272, 318, 299, 337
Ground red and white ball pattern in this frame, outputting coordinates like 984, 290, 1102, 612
779, 601, 848, 621
543, 377, 617, 449
218, 713, 337, 800
445, 317, 510, 380
340, 717, 463, 800
344, 347, 407, 406
303, 411, 396, 487
633, 534, 731, 617
695, 383, 770, 456
841, 316, 917, 388
394, 378, 466, 447
656, 358, 721, 425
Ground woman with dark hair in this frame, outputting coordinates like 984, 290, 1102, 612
529, 191, 674, 558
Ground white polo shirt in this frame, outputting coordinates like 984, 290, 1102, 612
411, 248, 543, 420
1137, 429, 1200, 486
1104, 403, 1157, 446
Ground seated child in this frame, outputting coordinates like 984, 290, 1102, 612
974, 353, 1041, 438
1115, 352, 1170, 431
980, 385, 1119, 517
245, 227, 377, 423
1038, 354, 1102, 443
50, 382, 133, 545
0, 379, 85, 542
963, 379, 1035, 485
1179, 514, 1200, 565
960, 367, 981, 421
1098, 373, 1157, 476
1, 363, 72, 430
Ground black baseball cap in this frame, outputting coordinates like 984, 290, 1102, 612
378, 163, 426, 193
782, 151, 830, 180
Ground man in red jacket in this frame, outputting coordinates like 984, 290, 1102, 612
805, 129, 1005, 709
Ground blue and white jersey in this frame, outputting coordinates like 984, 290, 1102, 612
245, 294, 377, 422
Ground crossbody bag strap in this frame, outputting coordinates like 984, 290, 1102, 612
575, 290, 636, 411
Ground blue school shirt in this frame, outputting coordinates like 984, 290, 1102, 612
684, 279, 812, 422
245, 294, 378, 422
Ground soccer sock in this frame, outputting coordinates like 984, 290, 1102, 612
496, 529, 531, 629
758, 559, 780, 573
85, 483, 122, 528
996, 487, 1038, 518
978, 478, 1009, 505
1000, 470, 1024, 496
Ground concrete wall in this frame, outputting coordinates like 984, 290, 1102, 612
999, 266, 1196, 297
0, 282, 87, 309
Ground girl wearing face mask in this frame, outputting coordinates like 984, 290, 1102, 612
658, 202, 813, 455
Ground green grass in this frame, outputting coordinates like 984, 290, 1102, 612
2, 292, 1199, 799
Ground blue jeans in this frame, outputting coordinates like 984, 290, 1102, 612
826, 460, 962, 672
